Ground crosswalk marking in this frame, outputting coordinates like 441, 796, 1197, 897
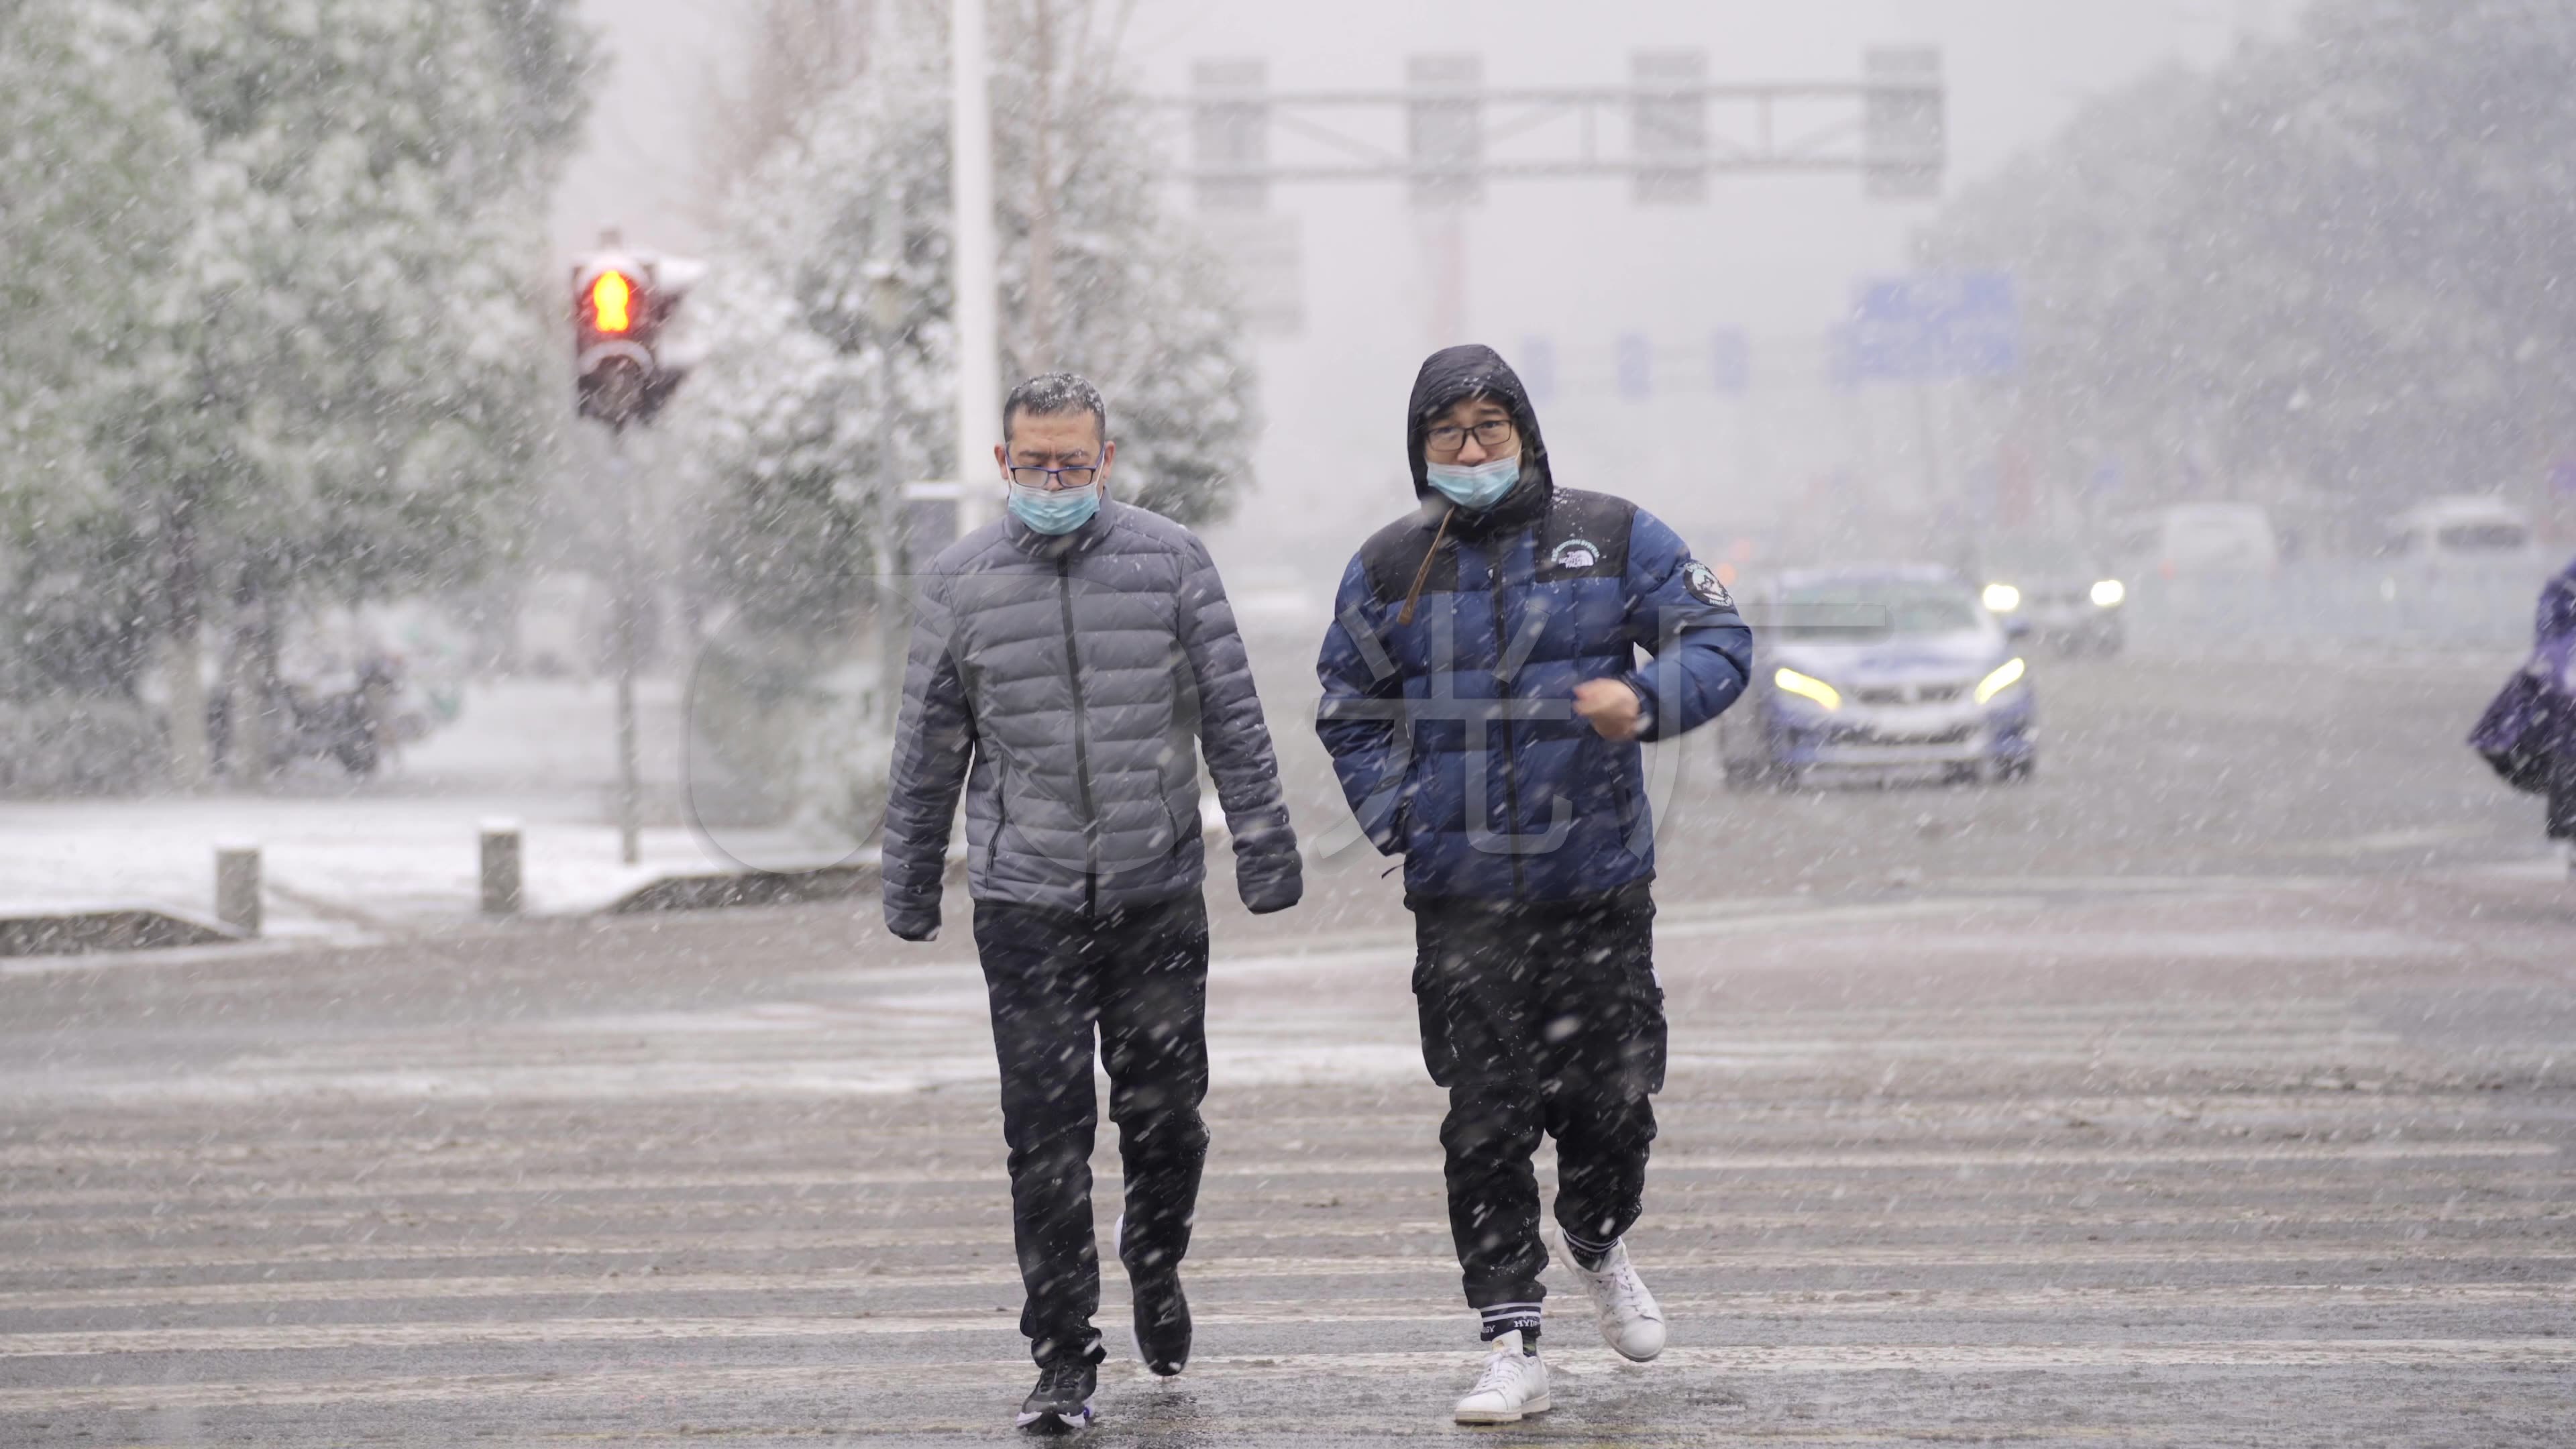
5, 1339, 2572, 1417
5, 1274, 2565, 1315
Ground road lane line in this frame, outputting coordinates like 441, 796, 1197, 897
5, 1275, 2565, 1316
2, 1340, 2569, 1415
13, 1236, 2573, 1278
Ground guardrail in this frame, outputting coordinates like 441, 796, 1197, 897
2123, 559, 2563, 655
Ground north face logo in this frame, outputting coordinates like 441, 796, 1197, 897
1550, 539, 1601, 570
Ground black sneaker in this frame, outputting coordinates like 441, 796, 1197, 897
1130, 1269, 1191, 1377
1116, 1213, 1192, 1377
1015, 1360, 1095, 1435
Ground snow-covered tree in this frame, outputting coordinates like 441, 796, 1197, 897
0, 0, 592, 783
1925, 0, 2576, 535
692, 0, 878, 223
678, 0, 1258, 639
0, 4, 197, 701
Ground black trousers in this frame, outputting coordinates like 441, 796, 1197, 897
1409, 884, 1665, 1339
972, 892, 1212, 1368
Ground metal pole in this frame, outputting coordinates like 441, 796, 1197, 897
479, 819, 523, 916
610, 431, 641, 866
1910, 377, 1945, 515
951, 0, 1000, 533
869, 173, 912, 738
1424, 209, 1467, 347
213, 841, 261, 937
876, 364, 908, 736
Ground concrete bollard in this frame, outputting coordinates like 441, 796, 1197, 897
479, 819, 523, 917
214, 841, 262, 937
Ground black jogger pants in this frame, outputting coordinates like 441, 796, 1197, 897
1409, 883, 1666, 1340
972, 892, 1211, 1368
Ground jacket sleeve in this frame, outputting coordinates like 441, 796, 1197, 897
2540, 559, 2576, 650
1177, 537, 1303, 914
1314, 554, 1409, 855
880, 568, 972, 941
1616, 508, 1754, 743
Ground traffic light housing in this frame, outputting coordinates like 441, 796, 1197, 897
570, 239, 700, 429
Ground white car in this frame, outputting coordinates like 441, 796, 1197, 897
2381, 496, 2540, 570
1969, 536, 2127, 657
2111, 502, 2279, 578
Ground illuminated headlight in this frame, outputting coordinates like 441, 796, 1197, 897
1981, 582, 2022, 613
2090, 578, 2126, 608
1774, 666, 1842, 711
1974, 656, 2027, 705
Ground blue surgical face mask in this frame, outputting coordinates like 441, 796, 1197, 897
1424, 454, 1521, 512
1006, 478, 1102, 535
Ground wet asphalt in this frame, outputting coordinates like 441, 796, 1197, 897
3, 647, 2572, 1446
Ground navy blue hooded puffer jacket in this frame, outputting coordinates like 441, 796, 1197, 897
1315, 344, 1754, 905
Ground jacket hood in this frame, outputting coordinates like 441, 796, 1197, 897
1405, 344, 1552, 509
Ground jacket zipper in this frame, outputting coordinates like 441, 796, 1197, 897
1057, 557, 1101, 915
1486, 545, 1527, 900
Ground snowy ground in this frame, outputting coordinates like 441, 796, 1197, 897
3, 867, 2571, 1446
0, 678, 847, 943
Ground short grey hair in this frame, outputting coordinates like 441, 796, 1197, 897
1003, 372, 1108, 443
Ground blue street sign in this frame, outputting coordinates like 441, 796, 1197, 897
1711, 329, 1750, 394
1848, 271, 2019, 382
1615, 333, 1652, 400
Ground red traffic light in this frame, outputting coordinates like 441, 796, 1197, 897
571, 239, 700, 429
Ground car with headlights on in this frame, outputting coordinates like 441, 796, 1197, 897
1967, 535, 2127, 656
1719, 565, 2035, 788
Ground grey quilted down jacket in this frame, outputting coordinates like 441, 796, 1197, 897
881, 499, 1302, 939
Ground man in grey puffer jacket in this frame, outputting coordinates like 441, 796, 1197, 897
881, 372, 1301, 1434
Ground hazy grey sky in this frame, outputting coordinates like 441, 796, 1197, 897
551, 1, 2299, 559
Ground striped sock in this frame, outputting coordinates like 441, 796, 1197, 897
1560, 1227, 1616, 1271
1477, 1302, 1542, 1344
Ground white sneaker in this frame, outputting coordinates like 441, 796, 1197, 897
1453, 1330, 1550, 1424
1568, 1237, 1667, 1362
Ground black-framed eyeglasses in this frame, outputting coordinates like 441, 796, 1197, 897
1424, 419, 1514, 458
1007, 462, 1100, 492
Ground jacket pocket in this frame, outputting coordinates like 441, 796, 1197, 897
1626, 955, 1668, 1095
983, 763, 1009, 877
1410, 949, 1456, 1087
1393, 745, 1440, 855
1607, 894, 1666, 1094
1607, 755, 1644, 856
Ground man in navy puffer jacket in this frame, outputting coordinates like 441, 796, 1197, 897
1316, 343, 1751, 1424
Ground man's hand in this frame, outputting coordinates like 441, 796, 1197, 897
883, 906, 942, 943
1573, 679, 1645, 741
